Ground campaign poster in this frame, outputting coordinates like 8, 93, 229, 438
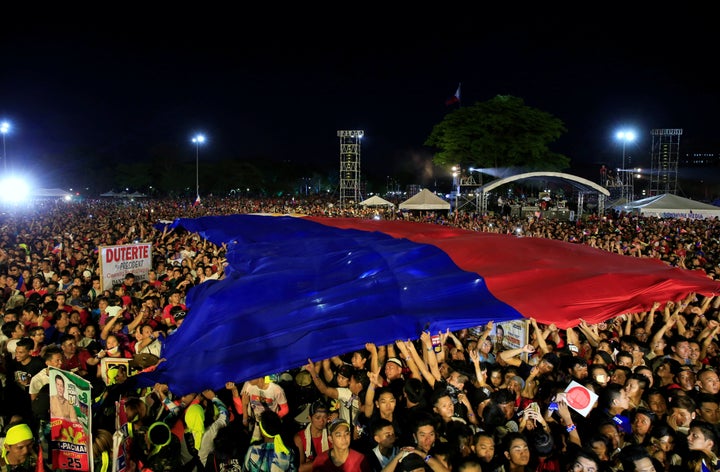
494, 320, 530, 361
99, 243, 152, 291
113, 399, 132, 472
49, 367, 92, 471
99, 358, 133, 386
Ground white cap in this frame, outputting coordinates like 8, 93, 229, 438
106, 306, 123, 318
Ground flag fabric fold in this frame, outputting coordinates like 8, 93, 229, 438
139, 214, 720, 395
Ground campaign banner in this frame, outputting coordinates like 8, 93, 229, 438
99, 243, 152, 291
49, 367, 92, 471
494, 319, 530, 361
113, 399, 132, 472
99, 358, 134, 386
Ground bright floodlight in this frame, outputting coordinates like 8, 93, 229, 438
192, 134, 205, 144
0, 176, 30, 203
0, 121, 8, 134
616, 130, 636, 142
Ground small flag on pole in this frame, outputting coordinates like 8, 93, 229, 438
193, 195, 201, 207
445, 83, 461, 106
36, 442, 45, 472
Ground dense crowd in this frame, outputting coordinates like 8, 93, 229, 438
0, 195, 719, 472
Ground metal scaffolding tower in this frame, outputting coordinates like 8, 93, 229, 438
650, 128, 682, 196
337, 130, 364, 207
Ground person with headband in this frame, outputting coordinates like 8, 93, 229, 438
0, 423, 37, 470
242, 409, 295, 471
137, 421, 181, 472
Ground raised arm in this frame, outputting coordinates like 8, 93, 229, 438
364, 371, 383, 418
576, 319, 600, 347
623, 312, 634, 335
530, 319, 549, 355
321, 358, 335, 383
644, 302, 661, 334
407, 336, 439, 389
499, 344, 535, 368
367, 342, 380, 375
305, 358, 339, 400
420, 331, 442, 382
100, 311, 121, 340
395, 339, 421, 380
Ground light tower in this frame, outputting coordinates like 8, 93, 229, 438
337, 130, 364, 207
192, 134, 205, 201
1, 121, 9, 173
616, 130, 636, 203
650, 129, 682, 196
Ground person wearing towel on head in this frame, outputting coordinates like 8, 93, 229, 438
0, 422, 37, 471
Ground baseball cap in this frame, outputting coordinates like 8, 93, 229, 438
328, 418, 350, 434
386, 357, 403, 368
105, 306, 123, 318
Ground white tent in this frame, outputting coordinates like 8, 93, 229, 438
617, 193, 720, 220
100, 190, 147, 198
399, 188, 451, 211
32, 188, 73, 199
359, 195, 395, 208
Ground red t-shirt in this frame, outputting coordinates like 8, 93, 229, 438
312, 449, 371, 472
62, 349, 93, 374
162, 303, 187, 325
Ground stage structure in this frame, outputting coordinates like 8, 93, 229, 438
476, 171, 610, 220
649, 128, 682, 196
338, 130, 364, 207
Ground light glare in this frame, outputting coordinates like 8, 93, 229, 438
616, 130, 636, 142
0, 176, 30, 203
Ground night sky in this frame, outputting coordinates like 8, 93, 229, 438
1, 8, 717, 189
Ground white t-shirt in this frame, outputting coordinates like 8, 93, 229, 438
240, 381, 288, 440
336, 387, 361, 425
29, 368, 50, 396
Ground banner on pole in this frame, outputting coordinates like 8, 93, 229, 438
99, 243, 152, 292
49, 368, 92, 471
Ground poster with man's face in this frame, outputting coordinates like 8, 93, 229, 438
490, 320, 530, 360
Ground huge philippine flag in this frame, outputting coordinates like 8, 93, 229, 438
140, 214, 720, 394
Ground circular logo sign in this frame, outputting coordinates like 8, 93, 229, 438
566, 386, 591, 410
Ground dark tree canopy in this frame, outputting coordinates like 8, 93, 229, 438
425, 95, 570, 172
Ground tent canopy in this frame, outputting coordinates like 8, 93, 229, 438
360, 195, 395, 208
399, 188, 451, 211
100, 190, 148, 198
32, 188, 73, 198
618, 193, 720, 219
